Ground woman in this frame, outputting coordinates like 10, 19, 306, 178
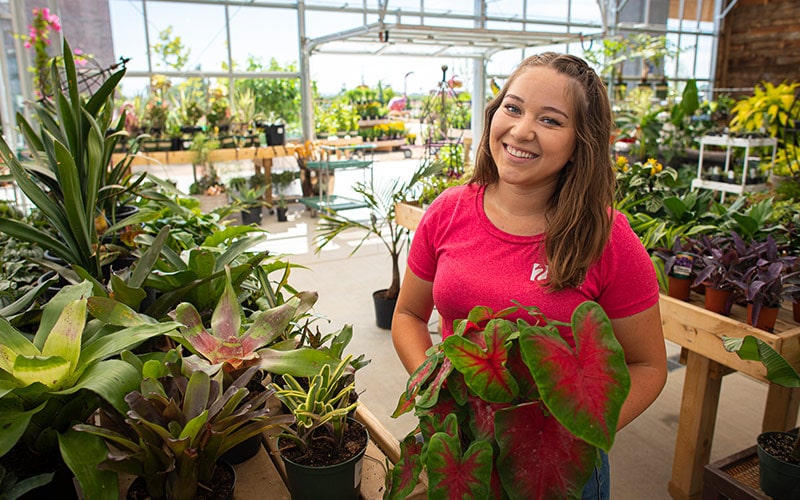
391, 52, 667, 498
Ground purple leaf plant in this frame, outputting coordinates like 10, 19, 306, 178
385, 301, 630, 500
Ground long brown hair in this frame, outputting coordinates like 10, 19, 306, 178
471, 52, 615, 290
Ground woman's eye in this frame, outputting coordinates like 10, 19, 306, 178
503, 103, 521, 114
542, 117, 562, 126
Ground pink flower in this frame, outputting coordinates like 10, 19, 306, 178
24, 41, 31, 49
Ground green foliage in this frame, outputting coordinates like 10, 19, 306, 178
271, 355, 359, 453
0, 38, 141, 282
0, 465, 54, 499
0, 281, 179, 499
235, 57, 304, 132
151, 26, 190, 71
74, 352, 294, 500
729, 81, 799, 138
614, 156, 679, 214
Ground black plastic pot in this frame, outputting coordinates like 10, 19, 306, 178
276, 206, 288, 222
260, 123, 286, 146
280, 420, 368, 500
373, 289, 397, 330
757, 431, 800, 500
241, 207, 262, 226
220, 434, 263, 465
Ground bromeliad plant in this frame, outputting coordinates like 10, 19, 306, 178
385, 301, 630, 500
170, 266, 345, 379
74, 350, 294, 500
0, 280, 180, 499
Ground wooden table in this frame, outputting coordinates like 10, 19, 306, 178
661, 293, 800, 500
111, 145, 298, 206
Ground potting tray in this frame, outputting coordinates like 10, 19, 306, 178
703, 445, 770, 500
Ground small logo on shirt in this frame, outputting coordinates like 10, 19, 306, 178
530, 263, 548, 282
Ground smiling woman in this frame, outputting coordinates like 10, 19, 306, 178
391, 52, 667, 499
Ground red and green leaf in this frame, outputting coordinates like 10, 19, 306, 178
494, 401, 596, 500
518, 301, 629, 451
466, 393, 510, 442
385, 433, 424, 500
426, 414, 494, 500
391, 385, 418, 418
415, 357, 453, 409
210, 270, 241, 341
443, 322, 518, 403
405, 349, 443, 398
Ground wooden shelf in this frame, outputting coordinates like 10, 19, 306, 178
111, 145, 297, 167
395, 201, 425, 231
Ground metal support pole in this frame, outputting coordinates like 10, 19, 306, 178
298, 0, 315, 141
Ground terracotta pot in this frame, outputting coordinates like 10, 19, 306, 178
667, 275, 692, 301
703, 286, 732, 315
746, 303, 780, 332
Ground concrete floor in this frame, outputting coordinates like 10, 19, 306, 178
135, 152, 779, 499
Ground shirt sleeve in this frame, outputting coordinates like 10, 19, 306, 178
596, 212, 660, 319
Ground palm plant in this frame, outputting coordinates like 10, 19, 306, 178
313, 160, 440, 301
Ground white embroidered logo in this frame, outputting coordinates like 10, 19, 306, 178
530, 263, 548, 282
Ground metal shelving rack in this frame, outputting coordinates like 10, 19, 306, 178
298, 144, 376, 216
690, 135, 777, 201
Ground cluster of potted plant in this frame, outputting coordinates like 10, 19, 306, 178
657, 230, 799, 331
722, 334, 800, 500
0, 37, 374, 499
229, 174, 271, 226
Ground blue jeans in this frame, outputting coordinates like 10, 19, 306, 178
581, 450, 610, 500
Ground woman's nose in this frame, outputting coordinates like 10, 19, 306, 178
510, 120, 535, 142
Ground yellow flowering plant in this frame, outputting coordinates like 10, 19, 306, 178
614, 156, 679, 214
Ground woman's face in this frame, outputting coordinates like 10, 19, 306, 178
489, 66, 578, 191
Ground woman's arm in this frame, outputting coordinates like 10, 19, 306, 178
392, 268, 436, 374
611, 302, 668, 430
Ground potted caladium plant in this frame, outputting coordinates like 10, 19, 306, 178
722, 335, 800, 500
385, 300, 629, 499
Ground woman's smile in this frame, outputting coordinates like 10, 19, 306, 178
504, 143, 538, 160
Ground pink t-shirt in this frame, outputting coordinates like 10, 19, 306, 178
407, 183, 659, 340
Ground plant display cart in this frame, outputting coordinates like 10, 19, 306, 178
661, 293, 800, 500
690, 135, 777, 202
298, 144, 376, 216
